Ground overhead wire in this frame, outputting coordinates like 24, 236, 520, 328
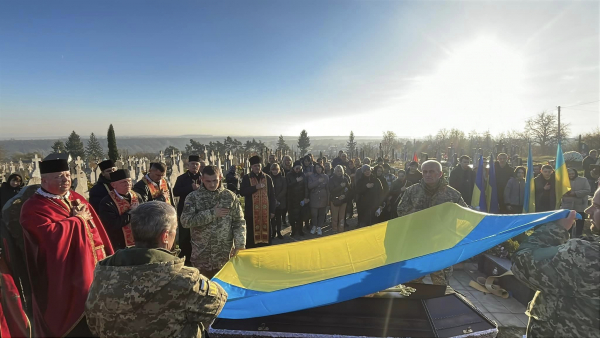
561, 99, 600, 108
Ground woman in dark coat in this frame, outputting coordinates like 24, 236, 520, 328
225, 165, 240, 195
270, 163, 287, 239
1, 173, 24, 211
373, 165, 390, 222
286, 161, 307, 237
356, 165, 383, 227
329, 165, 351, 233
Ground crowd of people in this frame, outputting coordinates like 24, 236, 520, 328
0, 148, 598, 338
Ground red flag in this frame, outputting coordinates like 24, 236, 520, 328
413, 152, 418, 162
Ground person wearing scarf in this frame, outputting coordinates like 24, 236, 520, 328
98, 169, 142, 250
534, 164, 557, 212
240, 156, 276, 248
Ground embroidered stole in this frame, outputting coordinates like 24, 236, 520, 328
250, 176, 270, 244
142, 176, 172, 204
108, 191, 139, 247
42, 194, 106, 264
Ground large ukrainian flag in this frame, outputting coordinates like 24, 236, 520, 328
471, 155, 487, 211
554, 141, 571, 208
213, 203, 573, 319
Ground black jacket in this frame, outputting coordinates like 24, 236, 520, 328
89, 175, 113, 213
286, 170, 307, 211
328, 174, 351, 204
494, 162, 514, 207
356, 175, 384, 212
225, 172, 240, 195
172, 171, 201, 217
449, 166, 474, 205
98, 192, 141, 250
534, 173, 556, 212
0, 173, 24, 211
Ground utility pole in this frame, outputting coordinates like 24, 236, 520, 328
557, 106, 561, 144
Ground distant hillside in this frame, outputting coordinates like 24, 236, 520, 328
0, 135, 382, 159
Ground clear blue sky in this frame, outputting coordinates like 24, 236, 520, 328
1, 0, 598, 138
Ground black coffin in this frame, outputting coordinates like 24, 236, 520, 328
210, 284, 498, 338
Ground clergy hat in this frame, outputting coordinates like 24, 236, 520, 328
189, 155, 200, 162
40, 159, 70, 174
98, 159, 115, 171
110, 169, 131, 181
249, 155, 261, 166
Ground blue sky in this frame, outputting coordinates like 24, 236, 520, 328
1, 0, 598, 138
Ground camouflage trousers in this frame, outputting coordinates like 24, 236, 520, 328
410, 266, 453, 286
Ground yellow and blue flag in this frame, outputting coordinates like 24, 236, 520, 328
485, 153, 499, 213
523, 143, 535, 213
213, 203, 573, 319
554, 141, 571, 208
471, 155, 487, 211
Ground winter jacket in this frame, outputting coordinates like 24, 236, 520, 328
89, 175, 113, 213
85, 247, 227, 338
271, 172, 287, 210
328, 173, 351, 204
307, 173, 329, 209
560, 176, 591, 212
504, 177, 525, 207
494, 162, 514, 207
286, 170, 307, 212
449, 166, 474, 205
534, 174, 556, 212
225, 172, 240, 195
0, 173, 24, 211
356, 175, 384, 213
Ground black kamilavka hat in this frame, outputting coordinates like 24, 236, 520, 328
40, 159, 70, 174
110, 169, 131, 181
189, 155, 200, 162
98, 160, 115, 171
249, 155, 261, 166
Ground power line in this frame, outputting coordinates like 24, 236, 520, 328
561, 99, 600, 108
561, 107, 599, 113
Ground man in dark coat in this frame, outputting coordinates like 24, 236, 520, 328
133, 162, 175, 207
262, 154, 278, 175
449, 155, 474, 205
583, 149, 598, 188
494, 153, 514, 213
534, 165, 556, 212
98, 169, 141, 251
88, 160, 116, 213
405, 161, 423, 187
286, 161, 307, 237
172, 155, 203, 265
356, 165, 383, 227
240, 156, 276, 248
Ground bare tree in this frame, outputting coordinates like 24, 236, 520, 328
381, 131, 398, 158
525, 111, 569, 154
582, 128, 600, 150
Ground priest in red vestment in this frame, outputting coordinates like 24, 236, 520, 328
20, 158, 114, 337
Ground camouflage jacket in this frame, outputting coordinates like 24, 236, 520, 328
85, 247, 227, 338
181, 184, 246, 271
512, 222, 600, 338
396, 180, 467, 217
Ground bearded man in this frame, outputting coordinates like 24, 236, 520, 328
240, 156, 276, 248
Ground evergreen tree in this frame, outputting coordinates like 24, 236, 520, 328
65, 131, 85, 160
298, 130, 310, 156
107, 124, 119, 161
85, 133, 104, 161
51, 140, 66, 153
346, 131, 357, 157
276, 135, 290, 152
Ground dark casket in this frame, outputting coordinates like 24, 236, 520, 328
210, 284, 498, 338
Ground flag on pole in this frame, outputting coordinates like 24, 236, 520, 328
523, 142, 535, 213
485, 153, 500, 213
413, 152, 419, 163
471, 155, 487, 211
554, 141, 571, 209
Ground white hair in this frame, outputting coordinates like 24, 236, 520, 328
421, 160, 442, 172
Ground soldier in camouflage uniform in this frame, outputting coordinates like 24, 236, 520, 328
85, 201, 227, 338
511, 188, 600, 338
397, 160, 468, 285
181, 165, 246, 279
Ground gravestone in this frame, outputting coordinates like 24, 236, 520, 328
73, 164, 89, 199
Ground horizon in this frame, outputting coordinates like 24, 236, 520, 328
1, 0, 598, 138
